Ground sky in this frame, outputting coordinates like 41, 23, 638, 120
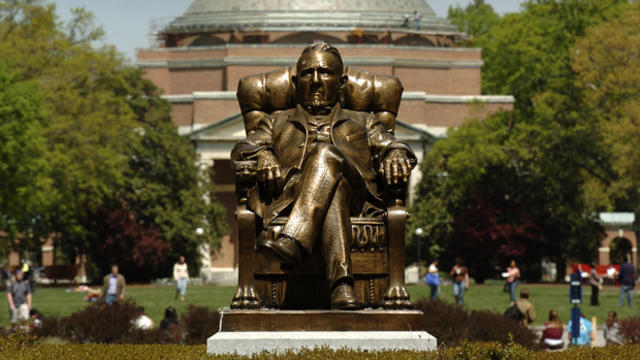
52, 1, 524, 62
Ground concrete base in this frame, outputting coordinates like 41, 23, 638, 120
200, 267, 238, 285
207, 331, 437, 355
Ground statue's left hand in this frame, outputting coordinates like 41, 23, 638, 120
380, 149, 412, 185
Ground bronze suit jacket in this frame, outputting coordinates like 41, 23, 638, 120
232, 103, 416, 226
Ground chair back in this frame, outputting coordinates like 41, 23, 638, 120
237, 65, 403, 134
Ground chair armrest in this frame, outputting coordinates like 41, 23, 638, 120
233, 160, 257, 204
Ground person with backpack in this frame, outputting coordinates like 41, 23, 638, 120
505, 289, 535, 327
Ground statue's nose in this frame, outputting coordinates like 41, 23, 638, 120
312, 70, 320, 84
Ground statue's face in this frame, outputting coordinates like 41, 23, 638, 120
295, 50, 343, 113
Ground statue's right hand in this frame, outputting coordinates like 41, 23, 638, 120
256, 151, 281, 195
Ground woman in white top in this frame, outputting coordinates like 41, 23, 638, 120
173, 256, 189, 301
426, 260, 440, 300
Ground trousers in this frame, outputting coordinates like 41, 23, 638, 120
281, 143, 364, 289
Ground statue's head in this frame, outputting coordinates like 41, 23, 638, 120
293, 42, 347, 114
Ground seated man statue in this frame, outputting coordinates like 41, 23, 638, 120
232, 42, 416, 310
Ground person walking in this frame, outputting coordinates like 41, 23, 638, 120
101, 264, 126, 305
506, 260, 520, 303
425, 259, 440, 300
7, 270, 32, 329
618, 256, 634, 307
173, 256, 189, 302
589, 263, 602, 306
450, 258, 469, 306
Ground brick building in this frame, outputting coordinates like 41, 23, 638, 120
136, 0, 513, 283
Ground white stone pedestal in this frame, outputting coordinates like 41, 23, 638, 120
207, 331, 437, 356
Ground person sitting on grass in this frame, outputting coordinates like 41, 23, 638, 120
603, 311, 623, 345
516, 289, 536, 327
567, 310, 596, 346
541, 309, 564, 349
132, 306, 154, 330
160, 306, 181, 341
29, 308, 43, 333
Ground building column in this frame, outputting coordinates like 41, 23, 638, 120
598, 247, 610, 266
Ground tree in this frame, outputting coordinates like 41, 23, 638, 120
0, 63, 51, 247
572, 1, 640, 213
413, 0, 633, 282
447, 0, 501, 39
0, 1, 227, 280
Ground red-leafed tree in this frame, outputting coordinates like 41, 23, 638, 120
447, 195, 545, 282
87, 208, 169, 282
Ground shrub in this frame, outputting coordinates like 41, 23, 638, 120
25, 300, 223, 345
181, 304, 221, 345
3, 335, 640, 360
414, 298, 469, 346
414, 298, 537, 349
59, 300, 139, 343
620, 316, 640, 344
467, 310, 538, 349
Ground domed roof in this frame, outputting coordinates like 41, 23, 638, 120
165, 0, 457, 34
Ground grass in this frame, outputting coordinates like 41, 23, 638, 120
1, 281, 636, 327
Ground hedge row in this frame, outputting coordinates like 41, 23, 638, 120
3, 334, 640, 360
17, 298, 538, 347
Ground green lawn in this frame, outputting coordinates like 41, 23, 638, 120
1, 282, 636, 327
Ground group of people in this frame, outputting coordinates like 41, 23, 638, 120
424, 258, 469, 305
424, 256, 637, 349
4, 256, 190, 330
402, 11, 422, 30
100, 256, 190, 305
131, 305, 180, 339
540, 309, 624, 348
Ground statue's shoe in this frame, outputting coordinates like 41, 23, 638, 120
258, 235, 302, 264
330, 283, 361, 310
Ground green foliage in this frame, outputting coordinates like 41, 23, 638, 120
0, 63, 50, 246
413, 0, 635, 281
414, 298, 538, 349
0, 0, 226, 279
447, 0, 501, 39
3, 333, 640, 360
572, 1, 640, 213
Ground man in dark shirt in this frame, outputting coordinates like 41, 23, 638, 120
7, 270, 32, 327
618, 256, 635, 307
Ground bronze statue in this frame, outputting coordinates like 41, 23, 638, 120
231, 42, 416, 310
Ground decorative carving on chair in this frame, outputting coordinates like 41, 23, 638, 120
231, 42, 415, 310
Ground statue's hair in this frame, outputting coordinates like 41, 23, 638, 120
296, 41, 343, 73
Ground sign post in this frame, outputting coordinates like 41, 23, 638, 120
569, 273, 582, 345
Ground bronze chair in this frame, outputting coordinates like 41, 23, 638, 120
231, 65, 412, 310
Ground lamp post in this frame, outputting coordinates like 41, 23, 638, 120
415, 227, 424, 266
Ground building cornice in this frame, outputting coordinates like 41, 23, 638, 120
137, 44, 482, 52
138, 57, 483, 69
163, 92, 514, 104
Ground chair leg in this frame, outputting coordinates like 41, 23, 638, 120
231, 205, 261, 309
383, 204, 412, 309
